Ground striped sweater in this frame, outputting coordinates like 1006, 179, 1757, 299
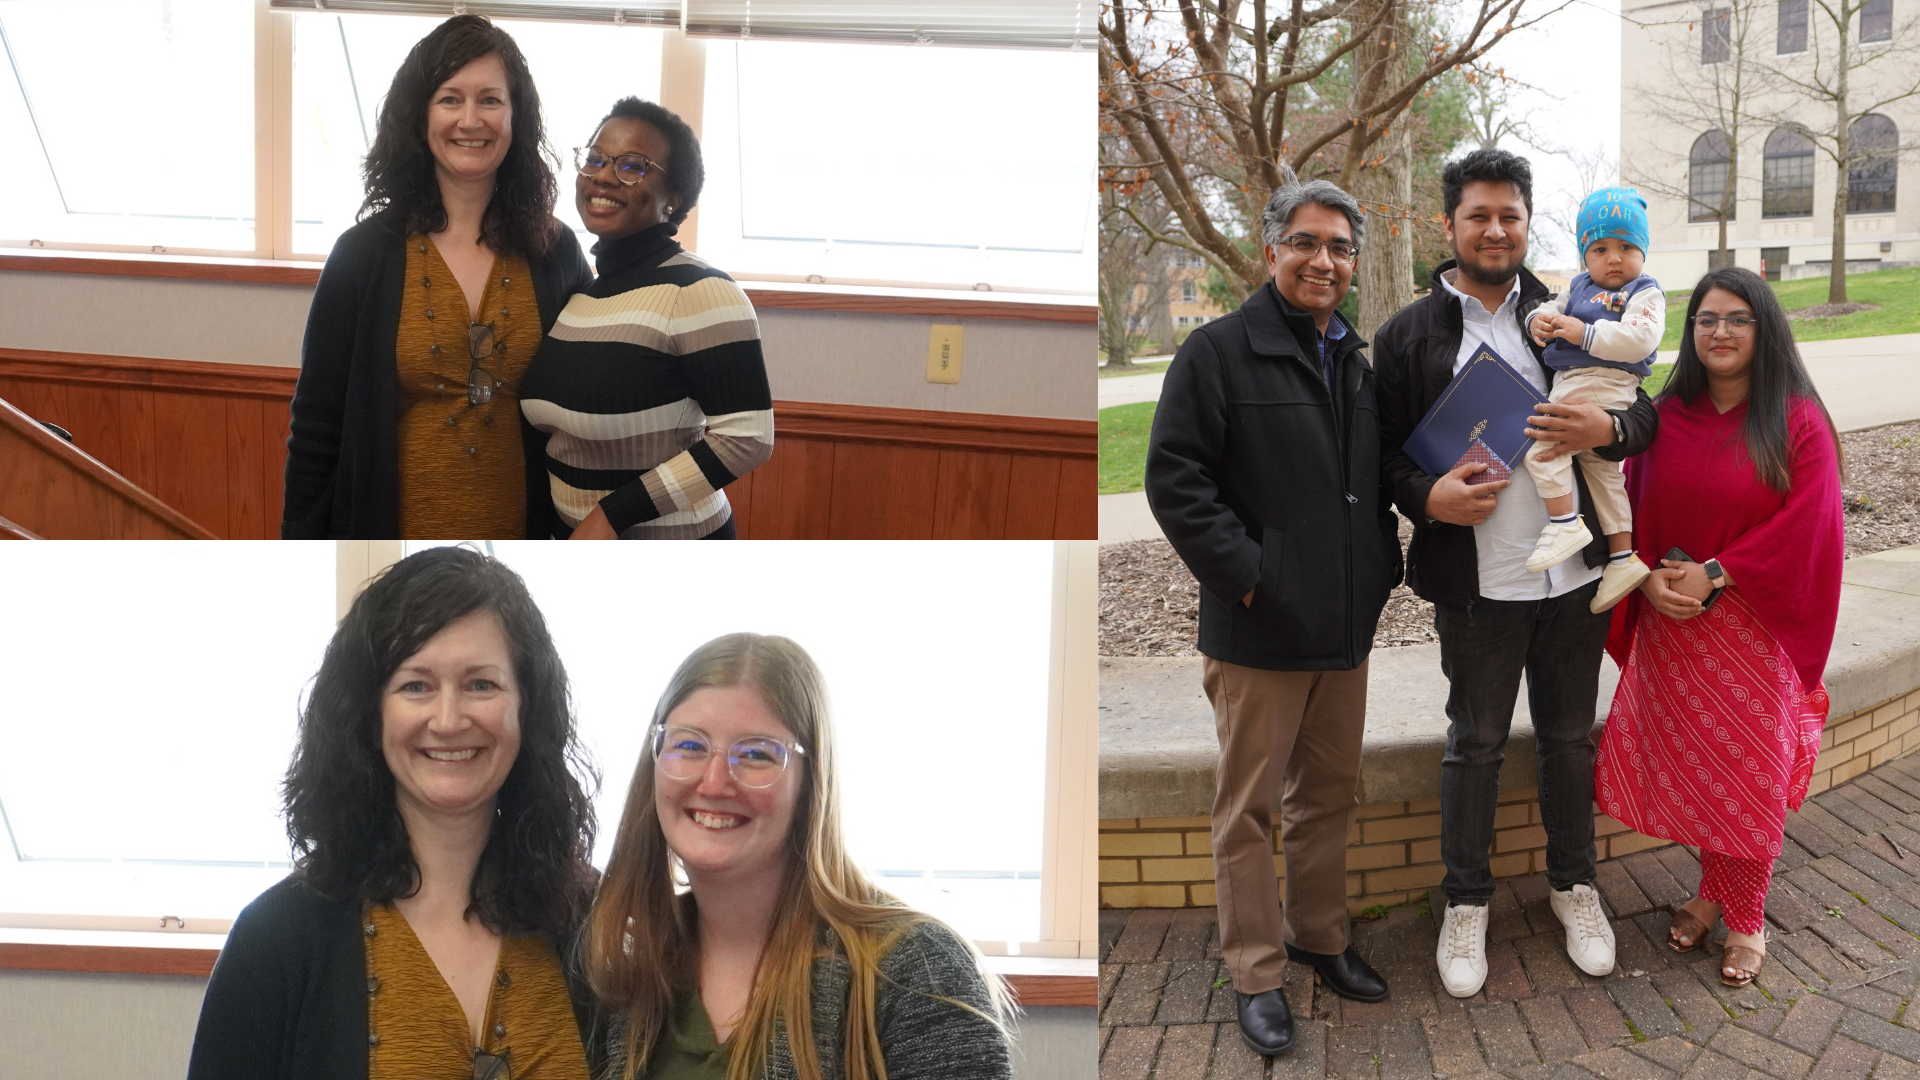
520, 224, 774, 538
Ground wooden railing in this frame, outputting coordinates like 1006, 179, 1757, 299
0, 392, 217, 539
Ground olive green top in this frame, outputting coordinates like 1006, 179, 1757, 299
643, 993, 730, 1080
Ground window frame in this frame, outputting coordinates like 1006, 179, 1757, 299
1761, 127, 1816, 218
0, 540, 1098, 962
1702, 6, 1733, 63
1859, 0, 1894, 42
0, 2, 1093, 306
1689, 129, 1735, 223
1777, 0, 1809, 53
1847, 113, 1899, 214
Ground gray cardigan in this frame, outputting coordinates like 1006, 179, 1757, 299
600, 920, 1012, 1080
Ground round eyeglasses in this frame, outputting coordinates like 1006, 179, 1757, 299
1690, 314, 1755, 337
574, 146, 666, 186
652, 724, 805, 789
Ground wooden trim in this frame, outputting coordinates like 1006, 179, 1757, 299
0, 941, 221, 978
0, 348, 301, 400
0, 940, 1096, 1005
772, 401, 1095, 459
0, 250, 323, 285
0, 349, 1093, 458
0, 514, 41, 539
0, 250, 1094, 322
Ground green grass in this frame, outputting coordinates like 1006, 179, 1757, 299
1099, 359, 1171, 379
1099, 401, 1156, 495
1657, 266, 1920, 350
1097, 363, 1672, 497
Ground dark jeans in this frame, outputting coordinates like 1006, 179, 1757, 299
1433, 578, 1610, 905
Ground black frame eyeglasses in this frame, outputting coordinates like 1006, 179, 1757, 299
573, 146, 666, 186
465, 321, 502, 406
1690, 314, 1755, 337
651, 724, 806, 789
1280, 233, 1360, 264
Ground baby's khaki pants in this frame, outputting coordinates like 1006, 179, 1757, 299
1525, 365, 1640, 535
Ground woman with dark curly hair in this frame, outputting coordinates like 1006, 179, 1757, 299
519, 98, 772, 539
586, 633, 1011, 1078
282, 14, 593, 539
186, 547, 599, 1079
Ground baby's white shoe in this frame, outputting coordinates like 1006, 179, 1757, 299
1591, 555, 1652, 613
1525, 519, 1593, 572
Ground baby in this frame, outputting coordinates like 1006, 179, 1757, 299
1522, 187, 1662, 614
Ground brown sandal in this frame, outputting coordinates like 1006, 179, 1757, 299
1719, 943, 1766, 987
1667, 906, 1710, 953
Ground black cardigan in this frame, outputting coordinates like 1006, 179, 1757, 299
281, 210, 593, 539
185, 876, 598, 1080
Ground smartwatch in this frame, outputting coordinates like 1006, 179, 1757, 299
1701, 558, 1728, 610
1610, 413, 1624, 447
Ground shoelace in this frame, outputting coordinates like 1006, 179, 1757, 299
1566, 890, 1607, 938
1444, 908, 1480, 960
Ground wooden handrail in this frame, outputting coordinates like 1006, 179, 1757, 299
0, 393, 218, 539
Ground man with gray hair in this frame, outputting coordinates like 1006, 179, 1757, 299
1145, 171, 1402, 1057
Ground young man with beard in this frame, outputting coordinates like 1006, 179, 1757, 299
1146, 172, 1401, 1057
1371, 150, 1661, 996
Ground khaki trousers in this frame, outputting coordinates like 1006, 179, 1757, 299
1524, 365, 1638, 535
1204, 656, 1368, 994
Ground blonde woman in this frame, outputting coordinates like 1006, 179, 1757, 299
585, 634, 1012, 1080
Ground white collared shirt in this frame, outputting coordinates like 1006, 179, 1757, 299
1438, 269, 1602, 602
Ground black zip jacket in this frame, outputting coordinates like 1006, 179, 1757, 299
1371, 260, 1661, 606
1145, 281, 1402, 672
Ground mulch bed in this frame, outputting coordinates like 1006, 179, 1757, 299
1101, 421, 1920, 657
1788, 301, 1880, 319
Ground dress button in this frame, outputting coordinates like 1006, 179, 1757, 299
425, 309, 435, 320
496, 970, 511, 989
501, 278, 510, 286
468, 446, 478, 455
367, 976, 380, 994
368, 1033, 381, 1046
431, 343, 441, 358
492, 1023, 506, 1040
363, 923, 376, 936
447, 416, 457, 427
421, 276, 431, 287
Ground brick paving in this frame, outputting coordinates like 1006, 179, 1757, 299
1099, 752, 1920, 1079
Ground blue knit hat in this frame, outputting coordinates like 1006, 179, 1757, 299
1576, 187, 1650, 257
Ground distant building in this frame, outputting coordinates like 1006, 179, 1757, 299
1167, 248, 1227, 334
1620, 0, 1915, 285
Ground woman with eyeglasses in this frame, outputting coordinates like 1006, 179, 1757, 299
1593, 266, 1845, 988
585, 633, 1013, 1078
282, 15, 592, 540
187, 547, 599, 1079
517, 100, 773, 539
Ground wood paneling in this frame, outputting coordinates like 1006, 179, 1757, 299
0, 394, 217, 539
0, 349, 1094, 539
0, 252, 1094, 323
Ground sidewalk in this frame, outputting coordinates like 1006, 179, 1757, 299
1102, 333, 1920, 544
1100, 747, 1920, 1080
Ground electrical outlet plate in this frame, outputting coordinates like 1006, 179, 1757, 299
927, 323, 963, 384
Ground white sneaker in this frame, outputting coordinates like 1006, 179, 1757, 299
1524, 519, 1594, 572
1590, 555, 1652, 613
1436, 902, 1490, 997
1550, 883, 1617, 976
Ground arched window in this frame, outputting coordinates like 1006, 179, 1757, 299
1849, 114, 1898, 212
1762, 128, 1815, 217
1690, 129, 1734, 222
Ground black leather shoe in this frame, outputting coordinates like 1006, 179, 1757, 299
1234, 988, 1294, 1056
1284, 943, 1389, 1002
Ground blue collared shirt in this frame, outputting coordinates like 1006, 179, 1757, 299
1316, 315, 1347, 388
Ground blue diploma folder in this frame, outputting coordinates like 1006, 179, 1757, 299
1402, 342, 1547, 483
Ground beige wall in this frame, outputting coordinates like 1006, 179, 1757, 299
1620, 0, 1920, 287
0, 270, 1093, 421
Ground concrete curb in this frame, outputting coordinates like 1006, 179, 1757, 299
1099, 544, 1920, 819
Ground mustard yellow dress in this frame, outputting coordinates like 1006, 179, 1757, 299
362, 902, 589, 1080
394, 236, 539, 539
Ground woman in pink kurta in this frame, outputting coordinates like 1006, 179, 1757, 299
1595, 266, 1844, 988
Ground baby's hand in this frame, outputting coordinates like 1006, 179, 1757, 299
1528, 311, 1558, 346
1551, 314, 1586, 344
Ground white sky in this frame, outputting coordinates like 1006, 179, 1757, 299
1468, 0, 1626, 270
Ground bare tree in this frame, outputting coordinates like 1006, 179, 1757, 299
1099, 190, 1175, 370
1100, 0, 1573, 336
1760, 0, 1920, 302
1539, 143, 1620, 266
1623, 0, 1761, 275
1464, 73, 1556, 151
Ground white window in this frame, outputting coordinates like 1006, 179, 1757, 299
0, 542, 1090, 955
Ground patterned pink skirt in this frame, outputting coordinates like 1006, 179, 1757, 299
1595, 589, 1828, 861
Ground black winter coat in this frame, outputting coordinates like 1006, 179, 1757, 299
1371, 261, 1661, 606
185, 876, 599, 1080
281, 210, 592, 539
1144, 282, 1402, 671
